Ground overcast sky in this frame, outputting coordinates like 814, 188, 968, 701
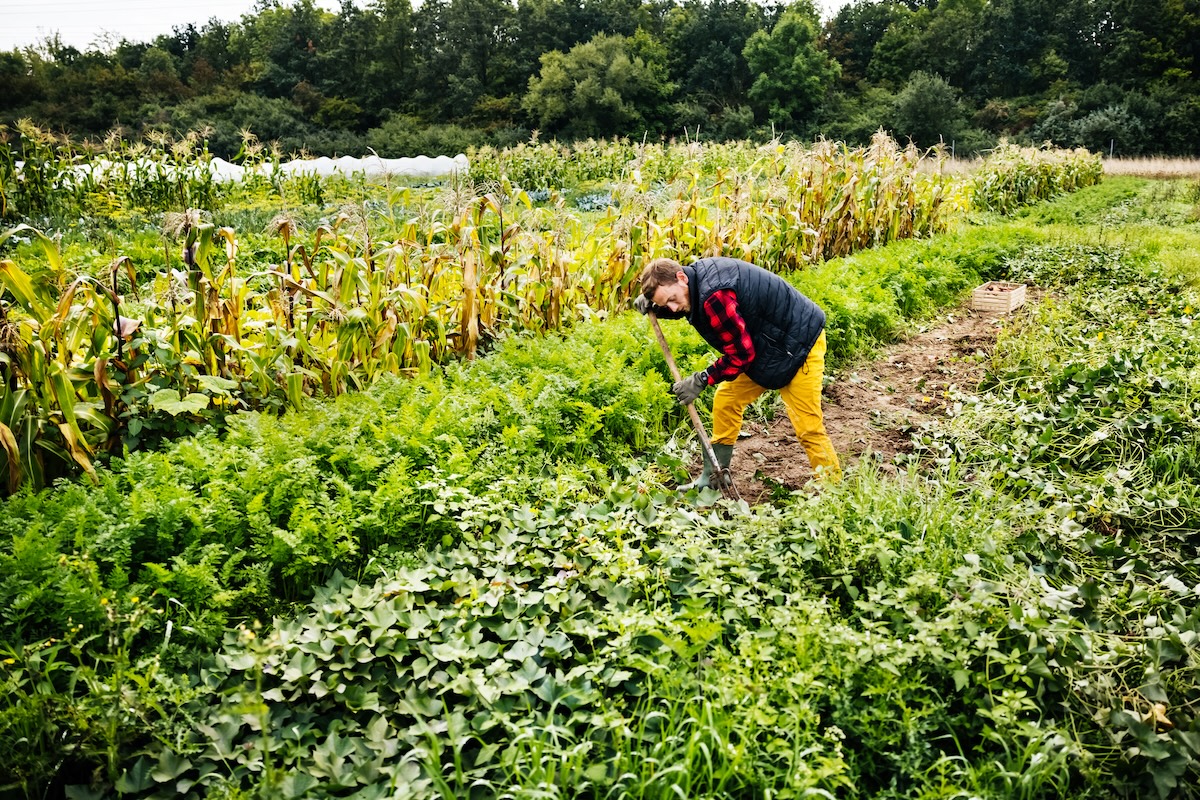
1, 0, 849, 52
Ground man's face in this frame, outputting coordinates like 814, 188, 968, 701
652, 272, 690, 313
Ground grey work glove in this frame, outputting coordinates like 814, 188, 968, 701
672, 370, 709, 405
633, 294, 652, 315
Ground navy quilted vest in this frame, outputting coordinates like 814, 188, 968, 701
685, 257, 825, 389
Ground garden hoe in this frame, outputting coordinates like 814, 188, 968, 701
648, 312, 741, 500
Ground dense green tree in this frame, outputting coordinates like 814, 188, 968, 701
410, 0, 521, 123
1157, 93, 1200, 154
138, 47, 187, 101
316, 2, 377, 109
514, 0, 591, 85
410, 0, 459, 119
916, 0, 985, 89
0, 52, 42, 110
38, 47, 141, 132
868, 0, 984, 90
367, 112, 489, 155
522, 32, 675, 137
823, 0, 908, 88
889, 70, 967, 148
1028, 97, 1078, 146
743, 1, 839, 133
243, 0, 331, 98
663, 0, 765, 113
1043, 0, 1107, 87
192, 20, 244, 82
167, 89, 325, 155
579, 0, 663, 38
863, 3, 920, 87
1101, 0, 1200, 89
446, 0, 522, 119
1072, 103, 1148, 156
819, 85, 897, 144
363, 0, 418, 113
970, 0, 1056, 98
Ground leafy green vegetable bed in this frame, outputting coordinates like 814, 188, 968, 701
4, 177, 1199, 798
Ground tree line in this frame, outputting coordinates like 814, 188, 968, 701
1, 0, 1197, 159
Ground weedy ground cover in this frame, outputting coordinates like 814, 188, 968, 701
901, 185, 1200, 798
8, 159, 1189, 799
137, 180, 1200, 798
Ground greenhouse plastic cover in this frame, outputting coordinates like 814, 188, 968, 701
47, 153, 470, 183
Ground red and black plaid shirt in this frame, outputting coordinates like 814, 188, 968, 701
699, 289, 754, 384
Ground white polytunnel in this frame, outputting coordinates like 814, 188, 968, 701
52, 154, 470, 184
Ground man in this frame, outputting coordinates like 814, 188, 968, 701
634, 256, 840, 488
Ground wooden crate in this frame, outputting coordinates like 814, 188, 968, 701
971, 281, 1026, 312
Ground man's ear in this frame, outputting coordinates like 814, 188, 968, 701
676, 271, 688, 286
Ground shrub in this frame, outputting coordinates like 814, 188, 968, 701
1072, 104, 1148, 157
890, 71, 967, 150
366, 113, 487, 157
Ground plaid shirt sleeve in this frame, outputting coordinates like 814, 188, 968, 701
702, 289, 755, 384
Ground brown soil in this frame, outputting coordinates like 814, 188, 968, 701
713, 302, 1024, 503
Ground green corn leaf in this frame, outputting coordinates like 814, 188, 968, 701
0, 258, 51, 319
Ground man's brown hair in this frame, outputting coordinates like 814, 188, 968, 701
640, 258, 683, 299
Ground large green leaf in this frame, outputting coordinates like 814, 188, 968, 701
149, 389, 210, 416
149, 749, 192, 783
114, 756, 154, 793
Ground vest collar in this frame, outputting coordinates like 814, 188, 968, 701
683, 264, 700, 322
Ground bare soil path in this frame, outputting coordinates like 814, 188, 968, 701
723, 303, 1022, 503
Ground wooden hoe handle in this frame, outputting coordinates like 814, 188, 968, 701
647, 312, 739, 498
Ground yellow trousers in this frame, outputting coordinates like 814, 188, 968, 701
710, 331, 841, 479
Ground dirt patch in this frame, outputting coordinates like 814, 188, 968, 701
714, 303, 1023, 503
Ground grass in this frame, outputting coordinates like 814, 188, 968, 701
1103, 157, 1200, 179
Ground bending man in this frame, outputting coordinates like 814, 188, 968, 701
635, 256, 840, 488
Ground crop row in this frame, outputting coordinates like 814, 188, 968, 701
0, 135, 1099, 492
